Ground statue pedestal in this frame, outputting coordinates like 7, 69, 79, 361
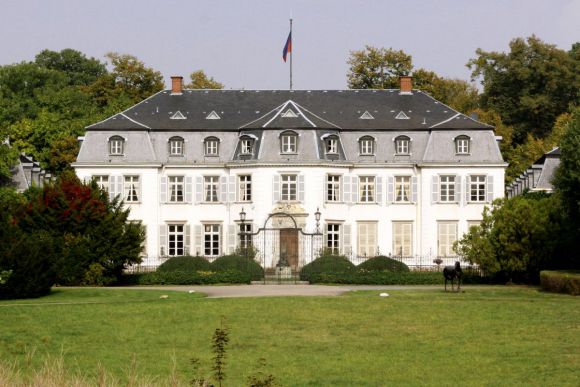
275, 266, 292, 279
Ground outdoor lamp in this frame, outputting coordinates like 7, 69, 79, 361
239, 207, 246, 224
315, 207, 321, 222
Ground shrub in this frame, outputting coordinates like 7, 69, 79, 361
300, 254, 355, 281
121, 270, 251, 285
211, 254, 264, 281
357, 255, 410, 272
540, 270, 580, 296
306, 270, 494, 285
157, 256, 212, 273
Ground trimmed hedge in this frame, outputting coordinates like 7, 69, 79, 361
157, 256, 211, 273
300, 255, 355, 281
540, 271, 580, 296
121, 269, 251, 285
306, 269, 494, 285
211, 254, 264, 281
357, 256, 410, 272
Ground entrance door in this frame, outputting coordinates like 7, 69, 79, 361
280, 229, 299, 270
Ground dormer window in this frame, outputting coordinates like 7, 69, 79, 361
169, 136, 184, 156
455, 135, 470, 154
395, 136, 410, 155
325, 136, 338, 154
359, 136, 375, 155
109, 136, 124, 155
240, 136, 254, 155
280, 131, 298, 154
204, 137, 220, 156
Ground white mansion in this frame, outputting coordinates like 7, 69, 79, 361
73, 76, 506, 269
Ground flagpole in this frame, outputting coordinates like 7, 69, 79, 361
289, 18, 293, 90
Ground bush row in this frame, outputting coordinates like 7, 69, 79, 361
305, 271, 495, 285
540, 271, 580, 295
122, 269, 251, 285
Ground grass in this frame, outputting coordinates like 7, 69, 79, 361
0, 286, 578, 386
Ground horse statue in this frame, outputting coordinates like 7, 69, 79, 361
443, 261, 463, 292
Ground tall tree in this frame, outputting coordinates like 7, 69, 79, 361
413, 69, 479, 113
35, 48, 106, 86
347, 46, 412, 89
468, 36, 579, 143
185, 70, 224, 89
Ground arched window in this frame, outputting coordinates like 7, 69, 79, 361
325, 135, 339, 154
168, 136, 184, 156
109, 136, 125, 155
358, 136, 375, 155
204, 136, 220, 156
240, 136, 254, 155
395, 136, 410, 155
280, 130, 298, 154
455, 135, 471, 154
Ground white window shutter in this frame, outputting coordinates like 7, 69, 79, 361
228, 224, 236, 253
185, 176, 193, 203
342, 224, 352, 256
159, 224, 167, 257
220, 176, 228, 202
195, 176, 203, 203
323, 224, 328, 250
324, 176, 328, 202
487, 175, 494, 202
108, 175, 116, 199
343, 176, 351, 203
298, 175, 305, 202
194, 225, 202, 256
387, 176, 394, 204
454, 175, 462, 204
116, 176, 123, 200
351, 176, 359, 203
185, 224, 191, 255
411, 176, 418, 203
431, 176, 438, 204
273, 175, 280, 202
465, 176, 471, 204
376, 177, 383, 204
228, 176, 236, 202
160, 176, 167, 203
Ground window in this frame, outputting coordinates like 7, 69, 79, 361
357, 222, 377, 257
393, 222, 412, 257
169, 136, 184, 156
239, 223, 252, 249
326, 223, 341, 254
204, 137, 219, 156
280, 131, 297, 153
438, 222, 458, 257
281, 174, 297, 201
169, 176, 184, 202
204, 176, 219, 202
93, 175, 109, 192
109, 136, 124, 155
326, 175, 340, 202
469, 175, 486, 202
124, 176, 139, 202
239, 175, 252, 202
326, 137, 338, 154
240, 137, 254, 155
395, 136, 410, 155
395, 176, 411, 202
359, 176, 375, 203
204, 224, 221, 257
168, 224, 185, 256
359, 136, 375, 155
455, 136, 470, 154
439, 175, 455, 202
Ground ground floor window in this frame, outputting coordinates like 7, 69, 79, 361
204, 224, 221, 257
239, 223, 252, 248
168, 224, 184, 256
437, 222, 458, 257
326, 223, 341, 254
392, 222, 413, 257
357, 222, 377, 257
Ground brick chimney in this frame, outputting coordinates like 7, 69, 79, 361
399, 75, 412, 94
171, 76, 183, 95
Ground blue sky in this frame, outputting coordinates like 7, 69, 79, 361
1, 0, 578, 90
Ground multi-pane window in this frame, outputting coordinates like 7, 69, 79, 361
395, 176, 411, 202
469, 175, 486, 202
439, 175, 455, 202
359, 176, 375, 203
239, 223, 252, 249
109, 136, 124, 155
240, 138, 254, 154
169, 137, 184, 156
93, 175, 109, 192
168, 224, 185, 256
239, 175, 252, 202
281, 174, 297, 201
326, 137, 338, 154
169, 176, 184, 202
393, 222, 413, 257
395, 136, 410, 155
438, 222, 458, 257
326, 223, 341, 254
280, 132, 297, 153
124, 176, 139, 202
204, 176, 219, 202
204, 137, 219, 156
359, 136, 375, 155
204, 224, 221, 257
357, 222, 377, 257
455, 136, 470, 154
326, 175, 340, 202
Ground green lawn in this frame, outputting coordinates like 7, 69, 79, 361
0, 287, 578, 386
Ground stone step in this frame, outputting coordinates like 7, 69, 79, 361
252, 279, 309, 285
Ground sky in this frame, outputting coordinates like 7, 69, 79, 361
1, 0, 578, 90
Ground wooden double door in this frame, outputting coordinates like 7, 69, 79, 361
279, 229, 299, 270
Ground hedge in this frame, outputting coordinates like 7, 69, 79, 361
306, 270, 494, 285
211, 254, 264, 281
300, 255, 355, 281
357, 256, 410, 272
121, 269, 251, 285
157, 256, 211, 273
540, 271, 580, 296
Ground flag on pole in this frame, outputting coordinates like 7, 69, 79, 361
282, 31, 292, 62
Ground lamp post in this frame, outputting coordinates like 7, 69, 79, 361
314, 207, 321, 234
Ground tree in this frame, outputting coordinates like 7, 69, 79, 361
185, 70, 224, 89
413, 69, 479, 113
35, 48, 106, 86
347, 46, 412, 89
0, 142, 18, 186
468, 36, 579, 143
